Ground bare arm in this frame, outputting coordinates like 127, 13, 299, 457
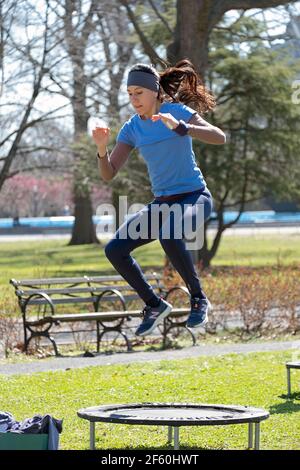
188, 113, 226, 145
97, 141, 133, 182
154, 111, 226, 145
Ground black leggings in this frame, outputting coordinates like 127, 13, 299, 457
104, 188, 213, 303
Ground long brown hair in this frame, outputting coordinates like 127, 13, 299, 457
129, 59, 216, 114
159, 59, 216, 114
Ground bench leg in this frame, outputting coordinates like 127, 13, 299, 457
254, 423, 260, 450
97, 328, 132, 352
287, 367, 291, 397
162, 319, 168, 349
24, 335, 31, 355
96, 322, 100, 353
163, 320, 197, 348
48, 335, 60, 357
97, 330, 107, 352
119, 331, 132, 352
248, 423, 253, 449
90, 422, 95, 450
186, 326, 197, 346
25, 330, 60, 357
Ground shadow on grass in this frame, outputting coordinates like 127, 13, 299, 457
52, 343, 185, 359
89, 442, 221, 451
269, 395, 300, 415
278, 392, 300, 401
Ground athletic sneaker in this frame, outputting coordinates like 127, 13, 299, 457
135, 299, 173, 336
186, 297, 212, 328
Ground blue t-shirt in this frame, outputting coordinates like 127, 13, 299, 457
116, 102, 206, 197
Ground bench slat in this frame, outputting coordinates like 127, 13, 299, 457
21, 295, 185, 307
10, 273, 161, 287
19, 294, 158, 306
26, 307, 190, 326
16, 284, 165, 297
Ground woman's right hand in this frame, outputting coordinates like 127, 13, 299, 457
92, 126, 110, 152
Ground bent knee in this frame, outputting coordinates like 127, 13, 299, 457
104, 240, 118, 261
104, 238, 130, 261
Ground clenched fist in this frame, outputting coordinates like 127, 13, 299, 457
92, 127, 110, 148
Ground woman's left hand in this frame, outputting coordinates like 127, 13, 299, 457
152, 112, 179, 130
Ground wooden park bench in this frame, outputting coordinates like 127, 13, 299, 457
10, 274, 196, 356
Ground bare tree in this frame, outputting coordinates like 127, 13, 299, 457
57, 0, 99, 244
94, 6, 133, 122
0, 0, 71, 193
44, 0, 135, 244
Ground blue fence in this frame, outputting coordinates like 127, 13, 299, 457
1, 211, 300, 229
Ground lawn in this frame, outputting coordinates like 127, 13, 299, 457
1, 232, 299, 289
0, 350, 299, 450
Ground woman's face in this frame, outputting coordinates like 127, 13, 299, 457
127, 85, 157, 116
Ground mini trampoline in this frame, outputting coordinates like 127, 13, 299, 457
77, 402, 269, 450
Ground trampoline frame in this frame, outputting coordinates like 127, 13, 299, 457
77, 402, 269, 450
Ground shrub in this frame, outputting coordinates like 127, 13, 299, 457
162, 263, 300, 336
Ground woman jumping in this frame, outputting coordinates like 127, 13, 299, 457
92, 59, 226, 337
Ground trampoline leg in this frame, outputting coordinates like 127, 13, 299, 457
287, 367, 291, 397
168, 426, 173, 445
174, 427, 180, 450
248, 423, 253, 449
254, 423, 260, 450
90, 421, 95, 450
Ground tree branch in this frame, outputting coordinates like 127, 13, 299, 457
222, 0, 298, 12
81, 0, 98, 47
46, 72, 71, 99
147, 0, 173, 35
118, 0, 166, 66
0, 103, 70, 149
17, 146, 68, 154
6, 164, 70, 179
214, 26, 290, 42
0, 2, 51, 190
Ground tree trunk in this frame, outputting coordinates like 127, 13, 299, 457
69, 102, 99, 246
69, 116, 100, 245
167, 0, 296, 77
167, 0, 211, 76
64, 0, 99, 245
69, 191, 99, 245
68, 63, 99, 245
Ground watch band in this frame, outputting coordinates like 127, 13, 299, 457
173, 120, 189, 136
97, 151, 107, 159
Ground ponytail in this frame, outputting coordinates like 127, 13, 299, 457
158, 59, 216, 114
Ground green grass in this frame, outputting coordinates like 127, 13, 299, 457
0, 350, 299, 450
1, 232, 299, 288
0, 239, 161, 288
213, 232, 300, 267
